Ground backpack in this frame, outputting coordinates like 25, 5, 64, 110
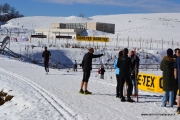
98, 69, 100, 74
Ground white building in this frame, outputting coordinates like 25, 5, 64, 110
34, 22, 115, 39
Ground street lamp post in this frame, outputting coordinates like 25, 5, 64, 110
116, 33, 119, 47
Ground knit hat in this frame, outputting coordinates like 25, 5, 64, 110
124, 48, 128, 55
167, 48, 173, 57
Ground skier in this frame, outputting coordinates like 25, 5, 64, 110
79, 48, 103, 94
42, 46, 51, 74
114, 51, 123, 98
100, 65, 105, 79
174, 49, 180, 113
160, 48, 176, 107
129, 50, 140, 96
117, 48, 135, 102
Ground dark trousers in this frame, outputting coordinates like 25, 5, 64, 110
116, 74, 120, 97
174, 79, 178, 102
74, 67, 77, 72
119, 75, 132, 99
44, 61, 49, 72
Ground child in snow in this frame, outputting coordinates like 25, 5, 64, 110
100, 65, 105, 79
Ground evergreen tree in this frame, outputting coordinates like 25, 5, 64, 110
0, 3, 24, 22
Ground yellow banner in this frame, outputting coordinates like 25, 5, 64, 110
137, 73, 163, 93
76, 36, 109, 42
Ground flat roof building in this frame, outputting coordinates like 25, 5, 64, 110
34, 22, 115, 39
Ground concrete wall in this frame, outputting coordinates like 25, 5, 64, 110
34, 28, 77, 39
51, 23, 66, 29
86, 22, 115, 34
51, 23, 60, 29
86, 22, 97, 30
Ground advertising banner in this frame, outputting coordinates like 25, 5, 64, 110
76, 36, 109, 42
137, 73, 163, 93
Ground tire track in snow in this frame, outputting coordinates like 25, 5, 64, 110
0, 67, 82, 120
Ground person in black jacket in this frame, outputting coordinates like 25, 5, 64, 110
129, 50, 140, 96
117, 48, 135, 102
173, 48, 180, 105
42, 46, 51, 74
79, 48, 103, 94
100, 65, 105, 79
160, 48, 176, 107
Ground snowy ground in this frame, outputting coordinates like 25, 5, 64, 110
0, 13, 180, 120
0, 56, 179, 120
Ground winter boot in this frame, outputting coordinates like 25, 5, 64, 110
127, 98, 135, 102
121, 97, 126, 102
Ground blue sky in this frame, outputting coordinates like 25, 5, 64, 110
2, 0, 180, 17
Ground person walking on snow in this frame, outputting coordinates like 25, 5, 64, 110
42, 46, 51, 74
100, 65, 105, 79
114, 51, 123, 98
79, 48, 103, 94
160, 48, 176, 107
174, 49, 180, 113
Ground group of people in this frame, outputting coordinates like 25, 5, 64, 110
160, 48, 180, 113
113, 48, 140, 102
79, 47, 140, 103
42, 46, 180, 113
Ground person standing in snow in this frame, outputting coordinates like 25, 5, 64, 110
117, 48, 134, 102
42, 46, 51, 74
174, 49, 180, 113
100, 65, 105, 79
173, 48, 180, 105
73, 60, 77, 72
79, 48, 103, 94
129, 50, 140, 96
114, 51, 123, 98
160, 48, 176, 107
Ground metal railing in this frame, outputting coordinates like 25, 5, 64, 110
46, 63, 160, 71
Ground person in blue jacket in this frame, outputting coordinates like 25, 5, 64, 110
114, 51, 123, 98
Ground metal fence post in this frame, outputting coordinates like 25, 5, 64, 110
140, 37, 141, 49
128, 36, 129, 48
150, 38, 152, 50
162, 39, 163, 50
